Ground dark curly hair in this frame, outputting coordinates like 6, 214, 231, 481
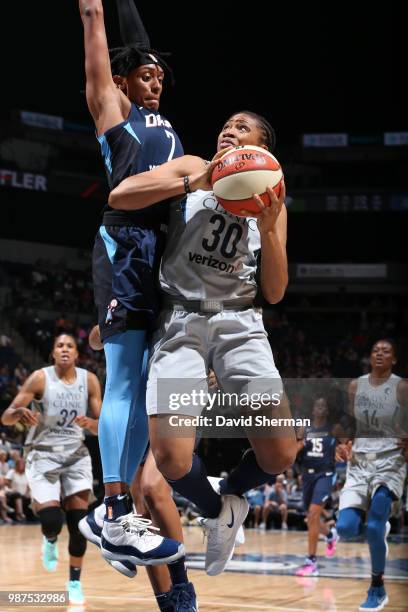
109, 45, 174, 85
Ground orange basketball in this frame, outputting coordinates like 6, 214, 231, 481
211, 145, 283, 217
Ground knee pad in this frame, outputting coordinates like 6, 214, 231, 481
38, 507, 64, 539
337, 507, 363, 539
66, 509, 88, 558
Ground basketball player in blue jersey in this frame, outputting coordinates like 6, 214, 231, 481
295, 397, 338, 577
336, 339, 408, 611
109, 110, 298, 575
79, 2, 197, 609
1, 334, 102, 605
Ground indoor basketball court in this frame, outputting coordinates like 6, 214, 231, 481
1, 524, 407, 610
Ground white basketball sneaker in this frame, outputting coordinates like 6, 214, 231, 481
78, 502, 137, 578
201, 494, 249, 576
207, 476, 245, 546
101, 512, 185, 566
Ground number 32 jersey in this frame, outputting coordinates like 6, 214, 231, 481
25, 367, 88, 448
160, 190, 262, 300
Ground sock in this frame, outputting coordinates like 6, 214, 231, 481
104, 493, 133, 522
326, 528, 334, 540
308, 555, 317, 563
70, 566, 81, 582
219, 449, 276, 496
167, 454, 222, 518
168, 557, 188, 586
371, 572, 384, 588
155, 590, 173, 610
47, 537, 57, 543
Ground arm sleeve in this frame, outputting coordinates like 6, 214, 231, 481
115, 0, 151, 47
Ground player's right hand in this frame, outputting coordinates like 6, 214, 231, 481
335, 440, 352, 462
14, 407, 38, 427
190, 149, 233, 192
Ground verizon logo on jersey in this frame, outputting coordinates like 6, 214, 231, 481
189, 251, 235, 274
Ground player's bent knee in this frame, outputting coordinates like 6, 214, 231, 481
256, 450, 294, 475
66, 509, 88, 557
154, 453, 191, 481
337, 508, 361, 539
38, 507, 64, 539
141, 474, 172, 509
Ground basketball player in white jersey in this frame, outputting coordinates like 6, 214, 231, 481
1, 333, 102, 606
108, 110, 298, 575
336, 339, 408, 611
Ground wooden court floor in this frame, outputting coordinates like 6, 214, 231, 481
0, 524, 407, 611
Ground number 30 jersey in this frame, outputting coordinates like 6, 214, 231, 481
25, 367, 88, 448
353, 373, 401, 454
160, 190, 262, 300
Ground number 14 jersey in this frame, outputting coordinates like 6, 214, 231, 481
353, 373, 401, 454
25, 366, 88, 448
160, 189, 262, 301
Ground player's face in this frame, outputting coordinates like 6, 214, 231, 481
52, 335, 78, 366
127, 64, 164, 111
217, 114, 267, 152
370, 341, 396, 371
312, 397, 328, 419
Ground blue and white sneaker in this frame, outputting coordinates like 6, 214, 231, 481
78, 503, 137, 578
359, 586, 389, 611
101, 512, 185, 566
170, 582, 198, 611
67, 580, 85, 605
41, 537, 58, 572
201, 495, 249, 576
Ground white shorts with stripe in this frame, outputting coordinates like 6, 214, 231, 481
25, 444, 93, 505
146, 307, 282, 416
339, 449, 406, 511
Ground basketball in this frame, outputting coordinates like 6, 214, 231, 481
211, 145, 283, 217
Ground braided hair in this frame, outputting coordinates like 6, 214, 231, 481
233, 110, 276, 152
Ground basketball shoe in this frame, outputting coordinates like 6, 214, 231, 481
325, 527, 338, 557
41, 537, 58, 572
200, 494, 249, 576
101, 495, 184, 566
169, 582, 198, 611
67, 580, 85, 605
78, 502, 137, 577
295, 557, 319, 577
359, 586, 388, 611
207, 476, 245, 546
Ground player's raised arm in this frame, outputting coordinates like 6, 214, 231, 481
256, 182, 288, 304
115, 0, 151, 47
108, 155, 213, 209
0, 371, 43, 427
79, 0, 125, 131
